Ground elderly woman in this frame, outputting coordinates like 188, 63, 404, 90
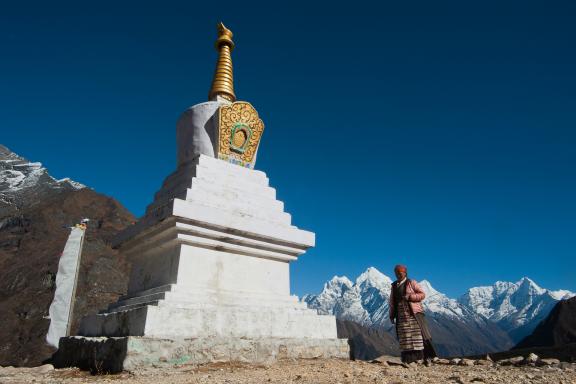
389, 264, 436, 363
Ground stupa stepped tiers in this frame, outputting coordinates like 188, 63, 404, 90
53, 23, 348, 373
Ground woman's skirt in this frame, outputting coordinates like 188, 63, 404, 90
396, 301, 424, 362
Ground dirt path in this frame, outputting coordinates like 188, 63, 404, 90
1, 358, 575, 384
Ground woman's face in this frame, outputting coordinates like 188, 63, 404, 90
395, 269, 406, 281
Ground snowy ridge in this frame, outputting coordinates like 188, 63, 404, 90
303, 274, 372, 326
0, 145, 85, 216
304, 267, 575, 345
549, 289, 574, 300
419, 280, 467, 319
457, 277, 575, 340
458, 277, 575, 323
302, 276, 353, 316
303, 267, 476, 328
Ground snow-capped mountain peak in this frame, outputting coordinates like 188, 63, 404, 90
549, 289, 574, 300
516, 277, 546, 296
458, 277, 575, 341
355, 267, 392, 291
326, 275, 353, 288
301, 275, 356, 317
321, 275, 353, 296
1, 145, 85, 194
493, 280, 516, 295
0, 145, 85, 217
303, 268, 519, 355
305, 267, 575, 350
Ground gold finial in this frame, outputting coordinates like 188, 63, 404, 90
209, 22, 236, 102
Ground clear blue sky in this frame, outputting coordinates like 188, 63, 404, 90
2, 1, 575, 298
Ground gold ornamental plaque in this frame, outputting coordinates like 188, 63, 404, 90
217, 101, 264, 168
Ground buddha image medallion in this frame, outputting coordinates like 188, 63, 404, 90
233, 129, 247, 148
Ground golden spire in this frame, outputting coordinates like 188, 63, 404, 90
209, 22, 236, 102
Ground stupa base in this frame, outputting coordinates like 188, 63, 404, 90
52, 336, 350, 373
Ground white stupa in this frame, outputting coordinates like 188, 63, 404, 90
53, 23, 348, 373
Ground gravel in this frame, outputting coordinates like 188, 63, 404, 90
1, 359, 576, 384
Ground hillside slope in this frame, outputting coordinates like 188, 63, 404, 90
515, 297, 576, 349
0, 145, 135, 366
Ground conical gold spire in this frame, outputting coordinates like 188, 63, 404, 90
209, 23, 236, 102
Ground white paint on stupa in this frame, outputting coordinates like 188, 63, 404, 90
69, 101, 346, 366
79, 150, 334, 340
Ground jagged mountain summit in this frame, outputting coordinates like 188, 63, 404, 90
304, 267, 573, 357
304, 268, 391, 328
458, 277, 575, 342
303, 268, 513, 356
0, 145, 85, 218
303, 268, 478, 328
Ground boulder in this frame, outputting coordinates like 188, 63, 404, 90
378, 356, 403, 366
538, 358, 560, 366
525, 353, 539, 364
499, 356, 524, 366
459, 359, 475, 366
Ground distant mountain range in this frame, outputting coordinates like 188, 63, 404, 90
303, 267, 574, 357
459, 276, 573, 342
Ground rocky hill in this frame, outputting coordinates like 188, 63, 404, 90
304, 267, 574, 357
336, 319, 399, 360
0, 145, 135, 366
515, 297, 576, 349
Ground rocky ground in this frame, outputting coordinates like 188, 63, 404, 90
1, 357, 575, 384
